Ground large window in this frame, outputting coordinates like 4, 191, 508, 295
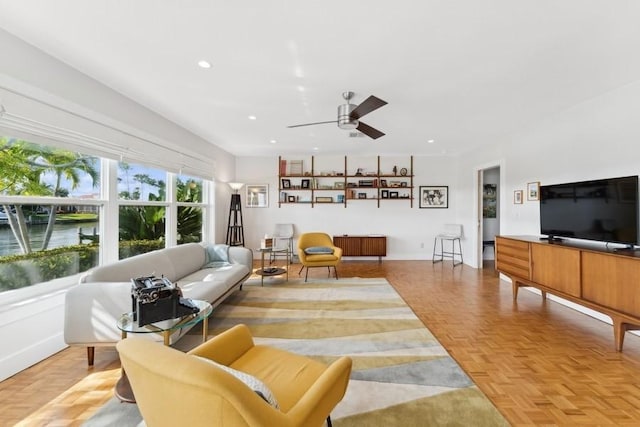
0, 137, 101, 291
0, 137, 213, 292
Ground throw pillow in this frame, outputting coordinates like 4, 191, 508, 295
206, 244, 230, 263
194, 356, 280, 409
304, 246, 334, 255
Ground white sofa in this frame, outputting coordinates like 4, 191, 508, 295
64, 243, 253, 365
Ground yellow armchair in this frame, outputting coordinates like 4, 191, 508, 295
297, 232, 343, 282
116, 324, 352, 427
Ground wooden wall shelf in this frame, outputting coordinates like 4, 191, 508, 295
278, 155, 413, 208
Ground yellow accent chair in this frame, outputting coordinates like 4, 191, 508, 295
117, 324, 352, 427
297, 232, 343, 282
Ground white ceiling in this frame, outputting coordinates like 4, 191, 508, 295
1, 1, 639, 157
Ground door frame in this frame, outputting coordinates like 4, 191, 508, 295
473, 160, 504, 269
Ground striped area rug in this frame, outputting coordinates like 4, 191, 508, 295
177, 277, 509, 426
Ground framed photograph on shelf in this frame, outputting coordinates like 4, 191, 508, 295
381, 189, 389, 199
315, 196, 333, 203
246, 184, 268, 208
301, 179, 310, 189
287, 195, 296, 203
380, 179, 388, 187
390, 191, 399, 199
527, 182, 540, 201
419, 186, 448, 208
334, 181, 345, 189
281, 179, 291, 189
514, 190, 523, 204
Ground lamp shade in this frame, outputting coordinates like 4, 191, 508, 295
228, 182, 244, 192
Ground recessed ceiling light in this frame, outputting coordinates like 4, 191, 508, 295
269, 139, 277, 144
313, 147, 319, 151
248, 115, 257, 120
427, 139, 435, 144
197, 60, 211, 69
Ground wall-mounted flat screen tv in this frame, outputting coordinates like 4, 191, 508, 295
540, 175, 639, 246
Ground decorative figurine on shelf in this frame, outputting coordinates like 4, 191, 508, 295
393, 166, 398, 176
355, 168, 364, 176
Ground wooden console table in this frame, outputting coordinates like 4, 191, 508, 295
496, 235, 640, 352
333, 235, 386, 262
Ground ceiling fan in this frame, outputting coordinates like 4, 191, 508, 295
287, 91, 388, 139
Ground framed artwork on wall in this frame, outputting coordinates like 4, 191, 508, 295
527, 182, 540, 201
246, 184, 268, 208
514, 190, 523, 204
419, 186, 448, 208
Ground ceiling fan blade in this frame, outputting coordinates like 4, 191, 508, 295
356, 122, 385, 139
350, 95, 387, 120
287, 120, 337, 128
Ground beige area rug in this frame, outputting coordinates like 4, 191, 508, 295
86, 277, 509, 426
180, 277, 508, 426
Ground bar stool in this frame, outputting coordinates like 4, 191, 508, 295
433, 224, 463, 267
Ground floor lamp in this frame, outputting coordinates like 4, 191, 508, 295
226, 182, 245, 246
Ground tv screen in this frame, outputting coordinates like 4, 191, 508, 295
540, 176, 639, 246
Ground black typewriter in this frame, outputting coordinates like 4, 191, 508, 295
131, 275, 199, 326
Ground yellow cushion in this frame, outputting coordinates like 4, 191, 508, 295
231, 345, 327, 413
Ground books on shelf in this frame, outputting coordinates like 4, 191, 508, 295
280, 159, 304, 176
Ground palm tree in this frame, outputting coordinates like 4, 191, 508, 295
34, 148, 99, 250
0, 138, 98, 253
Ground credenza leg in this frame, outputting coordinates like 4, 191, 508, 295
541, 291, 547, 301
512, 281, 519, 301
613, 318, 626, 352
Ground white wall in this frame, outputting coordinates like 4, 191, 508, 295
0, 30, 238, 381
236, 155, 460, 259
458, 80, 640, 251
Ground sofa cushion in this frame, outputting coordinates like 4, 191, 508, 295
80, 250, 176, 283
163, 243, 207, 280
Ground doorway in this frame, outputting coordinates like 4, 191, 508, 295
477, 166, 500, 268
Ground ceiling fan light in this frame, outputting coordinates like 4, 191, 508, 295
337, 103, 358, 130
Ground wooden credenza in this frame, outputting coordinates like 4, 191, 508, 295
496, 235, 640, 351
333, 235, 386, 262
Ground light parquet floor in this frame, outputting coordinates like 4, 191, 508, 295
3, 260, 640, 426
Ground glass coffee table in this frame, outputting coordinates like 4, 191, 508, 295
115, 299, 212, 402
255, 246, 289, 286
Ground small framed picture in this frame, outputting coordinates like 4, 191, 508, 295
419, 186, 448, 208
301, 179, 310, 189
390, 191, 399, 198
246, 184, 268, 208
400, 182, 408, 187
281, 179, 291, 189
287, 195, 296, 202
514, 190, 523, 204
381, 189, 389, 199
380, 179, 388, 187
357, 192, 367, 199
334, 181, 345, 189
527, 182, 540, 201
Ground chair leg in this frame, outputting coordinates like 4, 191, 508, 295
432, 238, 443, 263
327, 266, 330, 277
327, 415, 332, 427
87, 346, 95, 366
305, 267, 309, 282
334, 266, 339, 280
299, 265, 305, 275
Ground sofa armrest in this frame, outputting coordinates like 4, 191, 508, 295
228, 246, 253, 268
187, 324, 255, 366
64, 282, 132, 346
